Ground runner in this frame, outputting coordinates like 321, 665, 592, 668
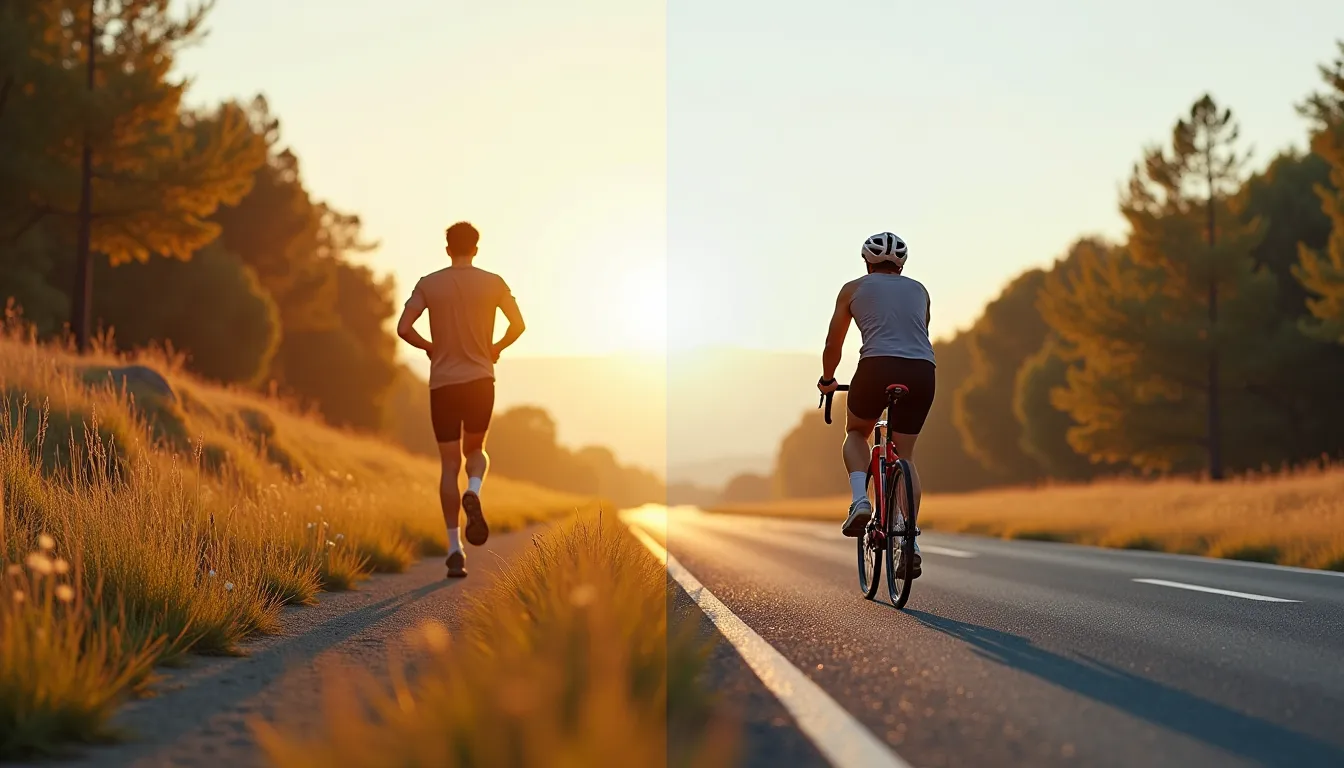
818, 232, 935, 578
396, 221, 525, 578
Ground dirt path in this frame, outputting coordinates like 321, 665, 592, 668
32, 528, 538, 768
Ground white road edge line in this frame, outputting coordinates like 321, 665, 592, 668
626, 524, 912, 768
918, 545, 977, 559
1132, 578, 1302, 603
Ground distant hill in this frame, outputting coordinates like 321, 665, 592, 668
667, 454, 773, 489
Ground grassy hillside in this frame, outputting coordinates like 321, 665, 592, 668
0, 331, 592, 759
709, 465, 1344, 570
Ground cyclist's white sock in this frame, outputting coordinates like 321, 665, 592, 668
467, 476, 482, 495
447, 527, 462, 555
849, 472, 867, 502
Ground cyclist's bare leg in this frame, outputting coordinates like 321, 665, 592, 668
892, 432, 922, 521
843, 407, 878, 473
437, 440, 463, 540
840, 409, 879, 536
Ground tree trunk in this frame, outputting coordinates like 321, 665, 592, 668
71, 2, 97, 353
1206, 165, 1223, 481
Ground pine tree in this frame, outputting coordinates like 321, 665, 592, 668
1295, 41, 1344, 344
1, 1, 267, 348
952, 268, 1051, 483
1040, 96, 1289, 474
1012, 238, 1122, 481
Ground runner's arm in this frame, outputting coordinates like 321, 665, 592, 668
492, 286, 526, 360
396, 288, 433, 353
821, 282, 855, 382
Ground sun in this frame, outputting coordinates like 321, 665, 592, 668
609, 262, 667, 354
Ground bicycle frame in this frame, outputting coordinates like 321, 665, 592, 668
866, 395, 903, 549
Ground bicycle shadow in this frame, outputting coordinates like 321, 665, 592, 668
904, 609, 1344, 768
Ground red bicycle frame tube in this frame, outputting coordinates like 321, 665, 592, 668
867, 394, 903, 535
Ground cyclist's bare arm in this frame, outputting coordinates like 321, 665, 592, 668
822, 280, 860, 382
397, 292, 432, 353
492, 290, 526, 358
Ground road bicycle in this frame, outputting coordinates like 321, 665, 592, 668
819, 383, 920, 608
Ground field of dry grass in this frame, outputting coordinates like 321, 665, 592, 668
256, 513, 738, 768
710, 466, 1344, 571
0, 330, 591, 759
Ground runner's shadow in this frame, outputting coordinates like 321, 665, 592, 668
904, 609, 1344, 768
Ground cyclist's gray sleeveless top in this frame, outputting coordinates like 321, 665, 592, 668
850, 274, 936, 364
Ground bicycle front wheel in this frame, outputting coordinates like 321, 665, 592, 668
856, 468, 882, 599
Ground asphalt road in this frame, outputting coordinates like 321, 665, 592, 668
634, 508, 1344, 768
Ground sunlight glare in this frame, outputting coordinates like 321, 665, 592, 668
611, 262, 667, 353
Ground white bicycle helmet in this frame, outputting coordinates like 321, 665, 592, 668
861, 232, 908, 266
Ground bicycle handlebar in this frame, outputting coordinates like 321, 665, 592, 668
818, 385, 850, 425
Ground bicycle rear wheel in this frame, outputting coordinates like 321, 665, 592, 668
885, 458, 917, 609
856, 468, 882, 599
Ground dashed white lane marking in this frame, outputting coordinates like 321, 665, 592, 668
1132, 578, 1302, 603
626, 524, 912, 768
918, 545, 977, 558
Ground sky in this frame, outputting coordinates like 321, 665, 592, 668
173, 0, 1344, 364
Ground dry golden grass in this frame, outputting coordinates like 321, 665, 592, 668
711, 466, 1344, 570
255, 514, 738, 768
0, 330, 591, 760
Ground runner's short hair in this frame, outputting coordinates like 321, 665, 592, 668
445, 222, 479, 254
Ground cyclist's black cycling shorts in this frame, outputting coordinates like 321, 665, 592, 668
847, 356, 936, 433
429, 377, 495, 442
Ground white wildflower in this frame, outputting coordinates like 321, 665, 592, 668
54, 584, 75, 603
53, 559, 70, 575
335, 534, 345, 541
37, 533, 55, 551
569, 583, 597, 608
208, 570, 217, 578
224, 582, 235, 592
25, 552, 54, 576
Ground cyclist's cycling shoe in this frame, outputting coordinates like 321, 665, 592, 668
445, 550, 467, 579
462, 490, 490, 546
895, 545, 923, 580
842, 498, 872, 537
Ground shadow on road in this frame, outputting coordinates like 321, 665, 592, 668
904, 609, 1344, 768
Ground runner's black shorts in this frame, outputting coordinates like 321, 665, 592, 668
429, 377, 495, 442
847, 356, 936, 434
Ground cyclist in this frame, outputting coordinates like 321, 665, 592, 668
397, 221, 526, 579
818, 232, 935, 578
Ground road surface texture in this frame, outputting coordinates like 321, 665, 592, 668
29, 528, 543, 768
637, 508, 1344, 768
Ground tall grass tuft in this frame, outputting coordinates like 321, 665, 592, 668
255, 515, 738, 768
0, 523, 161, 760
